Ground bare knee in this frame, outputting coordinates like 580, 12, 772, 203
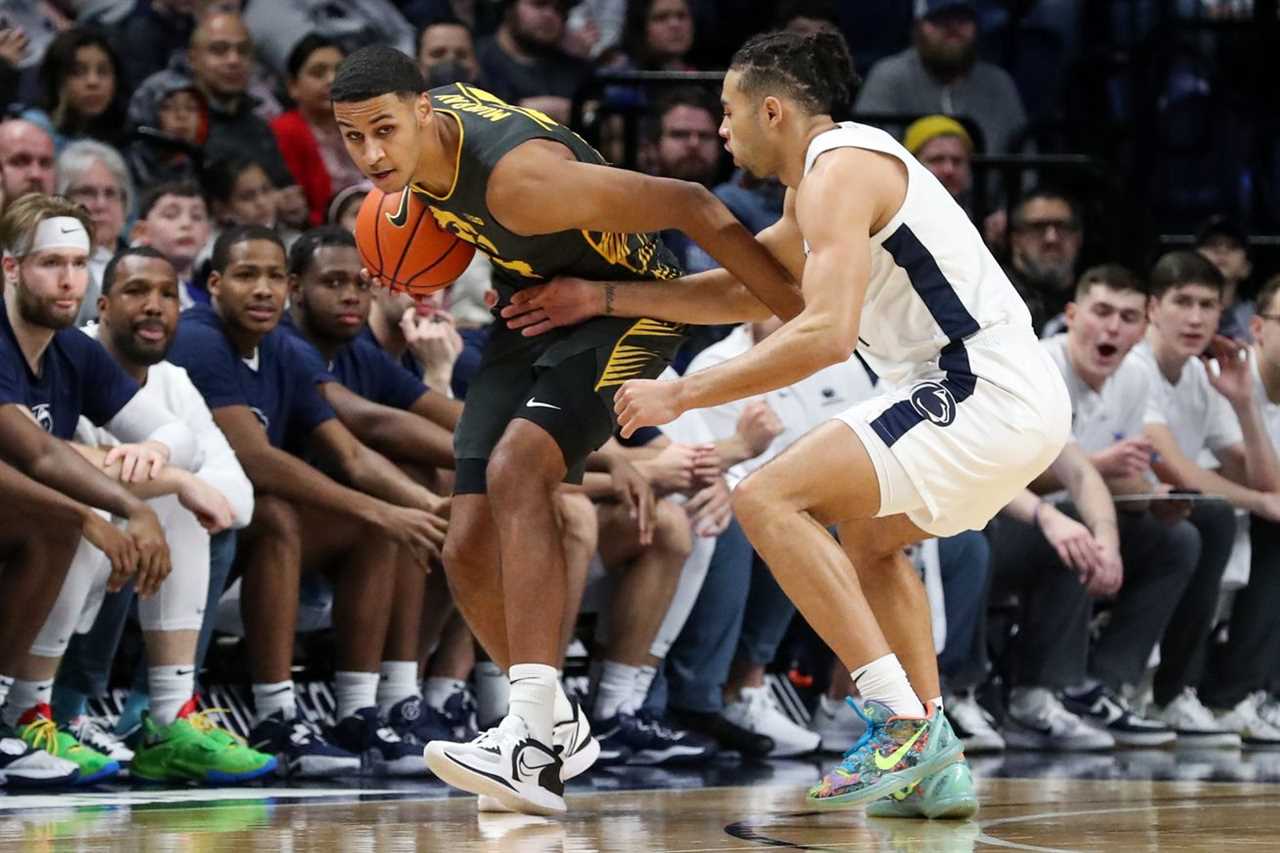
556, 492, 598, 553
652, 499, 693, 560
242, 495, 301, 559
486, 424, 562, 504
731, 471, 776, 532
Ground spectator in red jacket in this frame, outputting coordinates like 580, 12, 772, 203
270, 34, 364, 226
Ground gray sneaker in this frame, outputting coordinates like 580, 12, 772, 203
1003, 687, 1115, 751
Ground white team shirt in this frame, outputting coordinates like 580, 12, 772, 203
1041, 334, 1153, 453
687, 325, 878, 487
75, 324, 255, 528
801, 122, 1034, 386
1133, 340, 1242, 462
1251, 353, 1280, 447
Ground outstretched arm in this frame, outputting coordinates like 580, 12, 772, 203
611, 149, 880, 435
501, 207, 807, 334
487, 141, 804, 321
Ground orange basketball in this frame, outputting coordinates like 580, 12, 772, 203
354, 188, 476, 296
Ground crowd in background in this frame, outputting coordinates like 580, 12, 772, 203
2, 0, 1280, 787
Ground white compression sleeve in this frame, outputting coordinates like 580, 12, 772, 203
104, 394, 202, 471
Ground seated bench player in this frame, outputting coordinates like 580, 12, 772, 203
166, 225, 449, 776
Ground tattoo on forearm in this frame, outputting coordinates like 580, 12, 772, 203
604, 283, 616, 316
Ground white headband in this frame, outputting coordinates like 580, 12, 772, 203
28, 217, 91, 255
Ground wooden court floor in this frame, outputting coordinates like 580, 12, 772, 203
3, 766, 1280, 852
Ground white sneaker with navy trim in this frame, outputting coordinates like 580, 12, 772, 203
426, 715, 565, 815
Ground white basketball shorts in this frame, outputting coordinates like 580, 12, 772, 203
835, 326, 1071, 537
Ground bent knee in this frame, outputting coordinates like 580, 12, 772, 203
653, 499, 694, 558
246, 495, 300, 543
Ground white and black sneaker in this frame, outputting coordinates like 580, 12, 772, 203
1062, 684, 1176, 747
1004, 687, 1115, 751
477, 699, 602, 813
426, 715, 565, 815
721, 686, 820, 757
0, 733, 79, 787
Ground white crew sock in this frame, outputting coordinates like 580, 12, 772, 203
594, 661, 639, 721
2, 679, 52, 726
253, 681, 297, 724
507, 663, 557, 743
0, 674, 12, 710
148, 665, 195, 726
424, 677, 467, 711
335, 671, 380, 721
377, 661, 421, 712
927, 695, 943, 712
553, 675, 575, 723
628, 665, 658, 715
850, 654, 925, 717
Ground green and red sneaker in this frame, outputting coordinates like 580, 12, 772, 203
15, 704, 119, 785
131, 698, 276, 784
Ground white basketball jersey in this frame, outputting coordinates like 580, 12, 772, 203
802, 122, 1033, 386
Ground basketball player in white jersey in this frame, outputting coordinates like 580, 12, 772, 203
501, 29, 1071, 815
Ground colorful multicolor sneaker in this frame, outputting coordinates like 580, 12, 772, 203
865, 760, 979, 819
15, 704, 119, 785
807, 700, 962, 810
131, 698, 277, 784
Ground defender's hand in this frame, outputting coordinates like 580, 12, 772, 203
502, 277, 606, 336
615, 379, 686, 438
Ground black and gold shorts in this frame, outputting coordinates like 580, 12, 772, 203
453, 316, 685, 494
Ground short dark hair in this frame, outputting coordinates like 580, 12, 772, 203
1074, 263, 1145, 302
211, 224, 285, 274
1149, 250, 1225, 301
775, 0, 840, 28
287, 33, 344, 80
331, 45, 426, 103
1256, 274, 1280, 317
101, 246, 173, 296
202, 156, 272, 205
289, 226, 357, 277
137, 180, 206, 220
729, 29, 858, 116
1011, 187, 1080, 231
647, 86, 719, 141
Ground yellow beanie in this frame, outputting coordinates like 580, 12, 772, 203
903, 115, 973, 155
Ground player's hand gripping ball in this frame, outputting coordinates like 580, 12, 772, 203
354, 188, 475, 296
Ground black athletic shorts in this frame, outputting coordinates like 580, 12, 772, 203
453, 315, 686, 494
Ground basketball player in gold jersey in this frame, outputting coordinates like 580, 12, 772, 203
331, 45, 800, 814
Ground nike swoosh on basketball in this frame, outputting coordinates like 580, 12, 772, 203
525, 398, 561, 410
874, 725, 927, 771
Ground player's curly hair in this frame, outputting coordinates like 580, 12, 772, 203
729, 29, 858, 116
331, 45, 426, 103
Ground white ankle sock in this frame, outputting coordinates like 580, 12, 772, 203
335, 671, 380, 721
0, 674, 13, 710
376, 661, 420, 712
507, 663, 557, 743
850, 655, 924, 717
2, 679, 52, 726
424, 677, 467, 710
628, 665, 658, 715
253, 681, 297, 723
148, 665, 195, 726
594, 661, 639, 721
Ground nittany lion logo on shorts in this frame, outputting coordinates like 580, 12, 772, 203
909, 382, 957, 427
29, 403, 53, 433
